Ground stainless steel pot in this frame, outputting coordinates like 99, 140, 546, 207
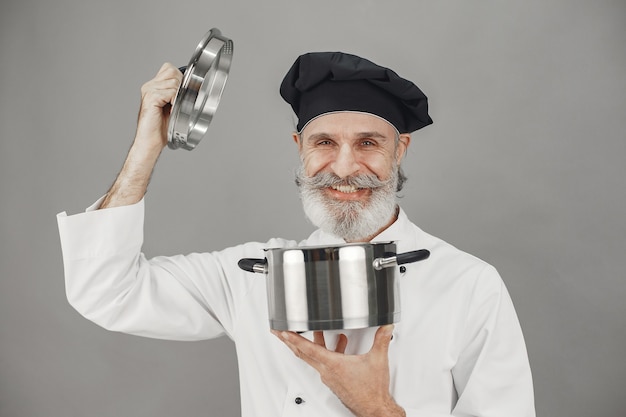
238, 242, 430, 331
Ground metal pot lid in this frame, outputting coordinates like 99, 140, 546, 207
168, 28, 233, 151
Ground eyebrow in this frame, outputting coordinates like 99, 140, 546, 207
305, 131, 390, 143
355, 131, 388, 140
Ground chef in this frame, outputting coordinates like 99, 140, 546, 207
57, 52, 535, 417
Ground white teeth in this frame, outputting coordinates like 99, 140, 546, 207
331, 184, 359, 193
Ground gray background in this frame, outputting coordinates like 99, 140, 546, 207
1, 0, 624, 416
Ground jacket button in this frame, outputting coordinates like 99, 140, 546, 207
295, 397, 304, 405
400, 266, 407, 273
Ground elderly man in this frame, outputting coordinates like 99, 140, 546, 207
57, 52, 535, 417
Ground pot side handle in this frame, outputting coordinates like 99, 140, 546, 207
396, 249, 430, 265
373, 249, 430, 270
238, 258, 268, 274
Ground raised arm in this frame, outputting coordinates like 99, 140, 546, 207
57, 63, 236, 340
99, 63, 182, 209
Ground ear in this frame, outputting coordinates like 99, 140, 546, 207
396, 133, 411, 164
292, 132, 303, 151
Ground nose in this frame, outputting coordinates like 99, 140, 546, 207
330, 143, 360, 178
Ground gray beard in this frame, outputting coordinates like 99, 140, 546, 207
295, 166, 399, 241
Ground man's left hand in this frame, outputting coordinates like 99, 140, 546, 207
272, 325, 406, 417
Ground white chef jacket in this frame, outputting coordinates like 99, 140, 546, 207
57, 198, 535, 417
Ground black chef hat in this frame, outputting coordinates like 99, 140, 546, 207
280, 52, 433, 133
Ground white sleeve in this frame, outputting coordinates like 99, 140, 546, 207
56, 199, 256, 341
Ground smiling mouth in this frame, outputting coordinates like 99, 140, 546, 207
330, 184, 361, 194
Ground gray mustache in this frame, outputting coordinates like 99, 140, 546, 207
295, 169, 392, 189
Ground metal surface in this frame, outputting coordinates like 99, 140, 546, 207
372, 249, 430, 270
372, 255, 398, 270
241, 242, 418, 331
264, 243, 399, 331
168, 28, 233, 150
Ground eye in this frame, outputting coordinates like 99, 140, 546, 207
316, 139, 334, 146
360, 139, 376, 146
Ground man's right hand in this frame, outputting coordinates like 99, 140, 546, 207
135, 63, 183, 151
99, 63, 183, 209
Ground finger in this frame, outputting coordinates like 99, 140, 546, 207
278, 331, 332, 365
370, 325, 394, 355
271, 330, 309, 355
335, 333, 348, 354
140, 75, 182, 107
156, 62, 178, 76
151, 64, 183, 89
146, 79, 180, 96
140, 88, 179, 109
313, 331, 326, 347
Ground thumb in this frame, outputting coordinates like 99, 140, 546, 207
371, 324, 394, 355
